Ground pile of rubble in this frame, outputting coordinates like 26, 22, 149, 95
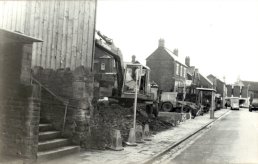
82, 102, 175, 149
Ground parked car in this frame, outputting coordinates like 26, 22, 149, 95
249, 98, 258, 112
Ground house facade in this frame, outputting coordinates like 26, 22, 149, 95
146, 39, 187, 92
207, 74, 227, 97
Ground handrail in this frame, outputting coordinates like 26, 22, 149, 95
31, 76, 69, 105
31, 76, 69, 134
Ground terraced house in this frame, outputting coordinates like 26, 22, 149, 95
146, 39, 187, 92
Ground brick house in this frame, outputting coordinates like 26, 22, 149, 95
146, 39, 187, 92
185, 57, 201, 94
93, 37, 124, 98
207, 74, 226, 97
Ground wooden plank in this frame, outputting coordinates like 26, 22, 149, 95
71, 1, 80, 69
46, 1, 54, 68
86, 0, 96, 69
20, 1, 26, 33
40, 1, 49, 68
29, 1, 36, 36
15, 1, 21, 31
65, 1, 75, 69
50, 0, 60, 69
31, 1, 41, 67
56, 0, 65, 69
24, 1, 31, 35
5, 2, 11, 29
9, 1, 15, 30
33, 1, 41, 67
0, 2, 3, 27
81, 1, 90, 68
76, 0, 85, 68
61, 1, 69, 68
36, 1, 44, 67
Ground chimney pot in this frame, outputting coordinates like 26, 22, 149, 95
173, 49, 178, 56
158, 39, 165, 47
185, 56, 190, 66
132, 55, 136, 63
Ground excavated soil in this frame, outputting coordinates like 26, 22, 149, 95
82, 102, 174, 149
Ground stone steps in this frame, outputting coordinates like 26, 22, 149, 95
39, 131, 61, 141
39, 123, 53, 132
37, 146, 80, 160
37, 123, 79, 160
38, 138, 69, 151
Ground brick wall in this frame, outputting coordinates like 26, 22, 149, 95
147, 59, 175, 92
226, 85, 232, 97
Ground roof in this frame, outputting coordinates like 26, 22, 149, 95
124, 61, 150, 70
146, 46, 187, 67
199, 73, 213, 88
242, 80, 258, 91
196, 87, 216, 92
99, 55, 112, 59
0, 28, 42, 44
164, 48, 187, 67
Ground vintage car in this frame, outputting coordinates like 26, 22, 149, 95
249, 98, 258, 112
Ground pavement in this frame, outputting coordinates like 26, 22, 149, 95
40, 108, 230, 164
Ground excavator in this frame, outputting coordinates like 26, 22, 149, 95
95, 31, 159, 117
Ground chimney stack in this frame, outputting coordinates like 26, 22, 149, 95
185, 56, 190, 66
132, 55, 136, 63
158, 38, 165, 47
173, 49, 178, 56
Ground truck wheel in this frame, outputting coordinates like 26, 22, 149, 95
161, 102, 173, 112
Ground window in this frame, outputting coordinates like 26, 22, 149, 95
184, 68, 186, 78
101, 63, 105, 70
113, 59, 116, 68
176, 63, 179, 75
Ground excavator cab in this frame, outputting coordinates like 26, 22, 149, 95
121, 63, 152, 101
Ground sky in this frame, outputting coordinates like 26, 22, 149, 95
96, 0, 258, 84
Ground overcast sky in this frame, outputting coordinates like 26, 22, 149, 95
96, 0, 258, 84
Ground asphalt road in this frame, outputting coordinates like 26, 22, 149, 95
166, 108, 258, 164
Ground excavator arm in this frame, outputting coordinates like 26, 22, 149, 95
95, 39, 124, 97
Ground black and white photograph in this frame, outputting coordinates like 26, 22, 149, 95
0, 0, 258, 163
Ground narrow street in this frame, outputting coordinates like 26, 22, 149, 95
162, 109, 258, 164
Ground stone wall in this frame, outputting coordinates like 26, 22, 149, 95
0, 40, 40, 159
32, 66, 94, 146
0, 84, 40, 159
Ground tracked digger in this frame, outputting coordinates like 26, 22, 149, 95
94, 31, 159, 117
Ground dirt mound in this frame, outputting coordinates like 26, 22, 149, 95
83, 102, 174, 149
